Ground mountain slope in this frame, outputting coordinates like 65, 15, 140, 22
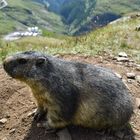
1, 14, 140, 63
0, 0, 140, 36
63, 0, 140, 35
0, 0, 66, 35
45, 0, 140, 35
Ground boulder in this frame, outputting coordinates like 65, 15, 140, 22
118, 52, 128, 57
116, 57, 129, 62
126, 73, 136, 79
0, 118, 7, 124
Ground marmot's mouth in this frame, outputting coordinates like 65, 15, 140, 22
3, 62, 16, 78
3, 68, 16, 78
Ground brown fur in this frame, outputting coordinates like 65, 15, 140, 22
3, 51, 133, 130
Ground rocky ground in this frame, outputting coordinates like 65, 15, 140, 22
0, 53, 140, 140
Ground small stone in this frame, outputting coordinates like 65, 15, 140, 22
129, 59, 134, 62
135, 25, 140, 31
115, 73, 122, 79
126, 62, 135, 67
136, 75, 140, 79
5, 112, 10, 118
31, 101, 35, 105
127, 79, 134, 83
135, 64, 140, 66
54, 54, 61, 58
83, 55, 88, 59
5, 115, 10, 118
136, 75, 140, 83
116, 57, 129, 62
116, 62, 124, 65
98, 56, 103, 63
135, 98, 140, 109
118, 52, 128, 57
112, 57, 117, 60
27, 109, 36, 117
9, 128, 16, 134
136, 67, 140, 71
0, 118, 8, 124
123, 79, 130, 90
135, 64, 140, 71
126, 73, 136, 79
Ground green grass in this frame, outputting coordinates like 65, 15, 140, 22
1, 0, 140, 36
0, 15, 140, 63
59, 0, 140, 34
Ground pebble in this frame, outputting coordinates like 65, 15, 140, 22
115, 62, 123, 65
135, 25, 140, 31
5, 112, 10, 118
0, 118, 8, 124
129, 59, 135, 62
9, 128, 16, 134
136, 67, 140, 71
136, 75, 140, 83
126, 62, 134, 67
127, 79, 135, 83
135, 98, 140, 109
136, 64, 140, 71
126, 73, 136, 79
112, 57, 117, 60
118, 52, 128, 57
98, 56, 103, 63
54, 54, 61, 58
115, 72, 122, 79
116, 57, 129, 62
27, 109, 36, 117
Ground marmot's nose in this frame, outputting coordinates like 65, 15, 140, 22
3, 56, 14, 68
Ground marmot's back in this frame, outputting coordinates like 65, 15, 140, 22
51, 59, 133, 129
3, 51, 133, 130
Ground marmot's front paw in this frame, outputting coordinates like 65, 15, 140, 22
37, 121, 56, 132
34, 109, 46, 122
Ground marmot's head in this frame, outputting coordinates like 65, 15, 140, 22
3, 51, 49, 82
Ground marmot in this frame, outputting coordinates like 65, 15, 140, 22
3, 51, 133, 130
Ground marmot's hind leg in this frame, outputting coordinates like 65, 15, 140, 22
37, 115, 69, 131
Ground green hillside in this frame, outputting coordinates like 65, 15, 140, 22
1, 14, 140, 62
0, 0, 66, 36
0, 0, 140, 36
59, 0, 140, 35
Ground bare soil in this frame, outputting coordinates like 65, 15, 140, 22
0, 54, 140, 140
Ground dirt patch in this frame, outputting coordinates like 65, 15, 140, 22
0, 55, 140, 140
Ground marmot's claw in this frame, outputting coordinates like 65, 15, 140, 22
34, 110, 46, 122
37, 121, 56, 132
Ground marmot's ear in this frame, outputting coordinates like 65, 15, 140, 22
36, 57, 47, 66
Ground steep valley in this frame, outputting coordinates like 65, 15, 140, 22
0, 0, 140, 35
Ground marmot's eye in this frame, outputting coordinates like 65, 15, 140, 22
36, 57, 46, 66
18, 58, 27, 64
